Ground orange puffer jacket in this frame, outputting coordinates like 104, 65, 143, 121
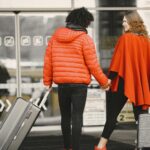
43, 27, 108, 87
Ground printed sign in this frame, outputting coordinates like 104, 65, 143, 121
4, 36, 15, 47
0, 99, 11, 112
45, 36, 51, 45
117, 102, 135, 122
33, 36, 43, 46
0, 98, 47, 112
83, 89, 106, 126
21, 36, 31, 46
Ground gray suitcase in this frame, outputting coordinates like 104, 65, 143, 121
0, 89, 50, 150
138, 111, 150, 149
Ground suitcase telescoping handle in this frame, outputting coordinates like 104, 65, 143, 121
38, 88, 52, 109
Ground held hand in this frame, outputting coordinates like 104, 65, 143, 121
101, 79, 111, 91
44, 85, 51, 90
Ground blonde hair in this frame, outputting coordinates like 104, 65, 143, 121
124, 11, 148, 37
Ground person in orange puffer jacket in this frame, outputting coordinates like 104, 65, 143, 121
43, 7, 111, 150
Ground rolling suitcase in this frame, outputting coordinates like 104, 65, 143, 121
0, 89, 51, 150
138, 109, 150, 149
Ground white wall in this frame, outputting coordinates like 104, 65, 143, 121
137, 0, 150, 7
0, 0, 71, 8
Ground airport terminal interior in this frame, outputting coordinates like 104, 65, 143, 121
0, 0, 150, 149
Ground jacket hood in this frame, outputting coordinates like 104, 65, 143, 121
53, 27, 86, 43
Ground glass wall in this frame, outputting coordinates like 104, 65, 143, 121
97, 9, 150, 122
0, 0, 150, 125
19, 12, 67, 119
0, 13, 17, 120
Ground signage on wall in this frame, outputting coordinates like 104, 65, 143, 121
4, 36, 15, 47
0, 35, 53, 47
45, 36, 51, 45
0, 99, 11, 112
83, 89, 106, 126
117, 102, 135, 122
0, 98, 47, 112
33, 36, 43, 46
21, 36, 31, 46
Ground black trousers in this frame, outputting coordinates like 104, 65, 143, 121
101, 78, 148, 139
58, 83, 87, 150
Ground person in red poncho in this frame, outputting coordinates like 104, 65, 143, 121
94, 11, 150, 150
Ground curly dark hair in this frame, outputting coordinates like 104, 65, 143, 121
66, 7, 94, 28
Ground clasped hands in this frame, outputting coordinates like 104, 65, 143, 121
101, 79, 111, 91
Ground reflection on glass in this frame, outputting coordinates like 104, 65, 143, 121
98, 11, 123, 70
19, 13, 67, 124
0, 62, 10, 97
0, 13, 17, 119
98, 10, 150, 70
98, 10, 150, 122
20, 86, 61, 125
0, 14, 16, 58
19, 12, 97, 125
19, 12, 67, 83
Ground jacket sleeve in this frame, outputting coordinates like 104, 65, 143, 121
43, 37, 53, 86
82, 35, 108, 86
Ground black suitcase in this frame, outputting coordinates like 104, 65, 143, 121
0, 89, 51, 150
138, 110, 150, 149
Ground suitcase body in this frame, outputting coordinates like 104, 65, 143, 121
138, 113, 150, 149
0, 90, 50, 150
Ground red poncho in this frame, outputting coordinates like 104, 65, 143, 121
109, 33, 150, 109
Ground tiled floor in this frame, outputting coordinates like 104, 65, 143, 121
20, 131, 136, 150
